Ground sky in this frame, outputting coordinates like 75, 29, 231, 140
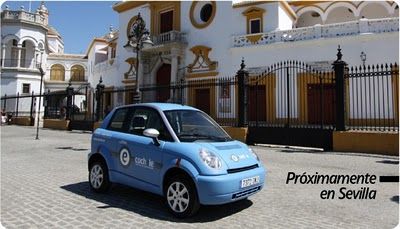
2, 1, 119, 54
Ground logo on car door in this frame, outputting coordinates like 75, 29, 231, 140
119, 148, 131, 166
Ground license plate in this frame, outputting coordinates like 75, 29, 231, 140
241, 176, 260, 188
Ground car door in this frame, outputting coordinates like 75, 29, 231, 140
103, 107, 134, 183
123, 107, 172, 186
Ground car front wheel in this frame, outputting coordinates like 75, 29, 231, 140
166, 174, 200, 218
89, 161, 110, 193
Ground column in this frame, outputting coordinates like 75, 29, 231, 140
33, 48, 39, 69
16, 44, 22, 68
170, 48, 179, 83
359, 18, 369, 34
170, 48, 179, 102
1, 44, 6, 68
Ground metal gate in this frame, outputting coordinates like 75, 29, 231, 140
245, 60, 336, 149
69, 85, 94, 131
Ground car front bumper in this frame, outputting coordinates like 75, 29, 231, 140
195, 166, 266, 205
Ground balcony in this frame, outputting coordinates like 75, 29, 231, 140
233, 17, 399, 48
142, 31, 187, 54
152, 30, 186, 45
1, 59, 41, 73
1, 10, 48, 27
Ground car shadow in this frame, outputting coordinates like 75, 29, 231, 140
55, 146, 89, 151
376, 160, 399, 165
60, 181, 253, 222
391, 195, 399, 204
278, 148, 398, 160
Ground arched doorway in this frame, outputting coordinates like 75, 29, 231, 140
325, 6, 357, 24
156, 64, 171, 102
359, 3, 391, 19
296, 10, 323, 27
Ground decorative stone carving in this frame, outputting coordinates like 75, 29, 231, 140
187, 45, 217, 73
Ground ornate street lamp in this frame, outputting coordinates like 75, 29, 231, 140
124, 13, 153, 104
360, 51, 367, 66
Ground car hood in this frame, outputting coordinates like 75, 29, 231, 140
195, 141, 259, 169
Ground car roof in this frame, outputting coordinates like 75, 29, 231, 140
117, 103, 199, 112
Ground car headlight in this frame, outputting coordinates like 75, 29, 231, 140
248, 147, 260, 161
199, 148, 222, 169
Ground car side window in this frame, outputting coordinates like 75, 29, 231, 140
107, 108, 130, 132
128, 107, 173, 142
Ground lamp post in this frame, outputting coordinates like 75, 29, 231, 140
360, 51, 367, 66
35, 63, 44, 140
124, 13, 153, 104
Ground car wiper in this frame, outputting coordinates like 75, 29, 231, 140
178, 133, 211, 139
178, 133, 231, 142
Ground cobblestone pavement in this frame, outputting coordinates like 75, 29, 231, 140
1, 125, 399, 228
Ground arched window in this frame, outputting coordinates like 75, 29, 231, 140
50, 64, 65, 81
20, 41, 26, 67
10, 39, 18, 67
70, 65, 85, 81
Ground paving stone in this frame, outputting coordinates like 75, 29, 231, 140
1, 126, 398, 228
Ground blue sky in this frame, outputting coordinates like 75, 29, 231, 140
2, 1, 118, 54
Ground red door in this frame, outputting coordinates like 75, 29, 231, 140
160, 10, 173, 34
195, 89, 210, 115
307, 83, 336, 125
156, 64, 171, 102
248, 85, 266, 121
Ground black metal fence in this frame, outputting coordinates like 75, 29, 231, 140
1, 47, 398, 134
102, 77, 240, 127
1, 92, 38, 122
345, 63, 399, 131
0, 85, 92, 124
245, 61, 336, 130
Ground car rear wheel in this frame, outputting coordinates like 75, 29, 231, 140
166, 174, 200, 218
89, 161, 110, 193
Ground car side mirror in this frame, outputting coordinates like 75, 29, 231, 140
143, 128, 160, 146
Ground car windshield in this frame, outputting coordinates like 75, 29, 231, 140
164, 110, 232, 142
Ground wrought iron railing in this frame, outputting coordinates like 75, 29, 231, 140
345, 63, 399, 131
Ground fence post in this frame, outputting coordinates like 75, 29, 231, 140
180, 78, 184, 105
332, 45, 347, 131
66, 81, 74, 120
85, 85, 88, 120
236, 58, 248, 127
16, 92, 19, 117
30, 91, 35, 120
95, 77, 104, 121
44, 89, 50, 118
3, 94, 6, 111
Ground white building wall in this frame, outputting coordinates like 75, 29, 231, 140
231, 32, 399, 68
47, 36, 64, 53
265, 2, 280, 32
278, 4, 294, 30
1, 19, 47, 117
231, 32, 399, 119
115, 4, 151, 89
182, 1, 236, 78
231, 2, 279, 35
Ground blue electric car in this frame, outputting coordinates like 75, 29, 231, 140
89, 103, 266, 217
